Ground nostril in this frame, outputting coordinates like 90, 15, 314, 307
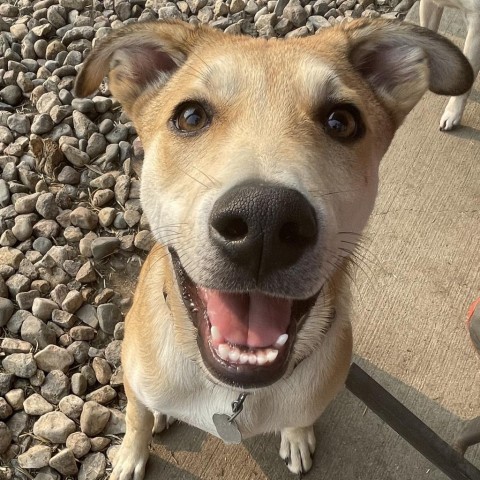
214, 216, 248, 241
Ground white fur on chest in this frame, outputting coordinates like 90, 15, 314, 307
128, 316, 349, 440
431, 0, 480, 12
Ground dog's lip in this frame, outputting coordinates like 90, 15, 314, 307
170, 248, 319, 389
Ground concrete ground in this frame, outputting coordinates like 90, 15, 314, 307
144, 7, 480, 479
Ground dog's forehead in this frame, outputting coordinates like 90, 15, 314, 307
183, 40, 356, 105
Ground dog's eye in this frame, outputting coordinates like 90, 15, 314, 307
173, 102, 209, 133
324, 105, 363, 140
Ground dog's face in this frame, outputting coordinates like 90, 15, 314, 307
76, 20, 472, 389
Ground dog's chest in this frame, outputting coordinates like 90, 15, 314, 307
430, 0, 479, 10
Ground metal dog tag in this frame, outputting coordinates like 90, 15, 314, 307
213, 393, 248, 445
213, 414, 242, 444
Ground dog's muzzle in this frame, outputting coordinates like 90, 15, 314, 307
172, 181, 322, 388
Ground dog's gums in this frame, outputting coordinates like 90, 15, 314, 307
171, 249, 319, 388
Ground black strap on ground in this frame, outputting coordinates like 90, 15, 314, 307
346, 362, 480, 480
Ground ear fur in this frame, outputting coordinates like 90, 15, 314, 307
74, 21, 218, 112
341, 19, 474, 123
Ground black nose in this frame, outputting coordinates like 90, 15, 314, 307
209, 182, 317, 279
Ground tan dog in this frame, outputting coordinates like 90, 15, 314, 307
420, 0, 480, 130
76, 19, 473, 480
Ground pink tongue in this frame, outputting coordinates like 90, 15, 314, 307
200, 289, 292, 348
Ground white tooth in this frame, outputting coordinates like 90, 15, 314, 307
256, 352, 267, 365
240, 353, 249, 364
229, 348, 240, 362
248, 353, 257, 365
218, 344, 230, 361
211, 326, 223, 343
274, 334, 288, 348
266, 349, 278, 363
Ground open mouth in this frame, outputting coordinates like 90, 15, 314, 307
170, 249, 319, 389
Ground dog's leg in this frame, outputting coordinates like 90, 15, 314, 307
152, 412, 175, 435
419, 0, 444, 32
111, 382, 154, 480
440, 13, 480, 131
280, 426, 316, 474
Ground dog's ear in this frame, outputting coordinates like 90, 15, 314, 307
75, 21, 216, 112
342, 19, 474, 123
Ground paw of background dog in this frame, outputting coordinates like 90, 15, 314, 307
439, 98, 465, 131
279, 426, 316, 474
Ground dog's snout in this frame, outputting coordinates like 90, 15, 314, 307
209, 182, 317, 277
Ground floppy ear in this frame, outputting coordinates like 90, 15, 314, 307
342, 19, 474, 124
75, 21, 217, 113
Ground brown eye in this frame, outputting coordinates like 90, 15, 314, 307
324, 105, 362, 140
173, 102, 209, 133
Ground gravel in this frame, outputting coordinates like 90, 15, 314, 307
0, 0, 405, 477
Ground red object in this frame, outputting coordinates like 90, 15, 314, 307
467, 298, 480, 354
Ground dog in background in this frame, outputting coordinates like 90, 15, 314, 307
420, 0, 480, 130
75, 18, 473, 480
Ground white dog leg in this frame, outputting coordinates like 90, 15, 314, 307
279, 425, 316, 474
419, 0, 444, 31
440, 14, 480, 131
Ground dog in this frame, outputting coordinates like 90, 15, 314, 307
419, 0, 480, 130
75, 18, 473, 479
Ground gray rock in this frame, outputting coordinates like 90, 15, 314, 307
58, 165, 81, 184
0, 422, 12, 454
134, 230, 155, 251
158, 5, 182, 19
70, 206, 98, 229
49, 448, 78, 476
18, 445, 52, 469
92, 188, 114, 207
66, 431, 91, 458
76, 303, 98, 328
37, 92, 62, 114
86, 133, 107, 158
0, 85, 23, 106
283, 0, 308, 27
32, 236, 53, 254
59, 394, 84, 420
7, 113, 30, 134
80, 401, 111, 436
0, 247, 24, 268
90, 173, 115, 189
78, 452, 106, 480
98, 207, 116, 227
21, 315, 56, 348
2, 353, 37, 378
67, 340, 90, 364
33, 411, 76, 444
70, 325, 95, 341
1, 337, 31, 354
23, 393, 54, 416
0, 374, 13, 397
97, 303, 122, 334
86, 385, 117, 405
0, 179, 10, 208
31, 113, 55, 134
76, 260, 96, 283
71, 372, 88, 396
14, 193, 41, 214
71, 97, 95, 112
41, 370, 70, 404
6, 410, 29, 441
0, 397, 13, 420
73, 110, 97, 139
92, 357, 112, 385
35, 345, 74, 373
91, 436, 111, 452
62, 143, 90, 167
91, 237, 120, 260
32, 297, 57, 320
62, 290, 83, 313
0, 297, 14, 327
12, 216, 34, 241
4, 388, 24, 411
51, 309, 76, 329
102, 408, 126, 435
16, 289, 40, 309
230, 0, 246, 14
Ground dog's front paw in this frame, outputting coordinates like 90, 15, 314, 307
110, 443, 150, 480
439, 98, 466, 131
279, 426, 316, 475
